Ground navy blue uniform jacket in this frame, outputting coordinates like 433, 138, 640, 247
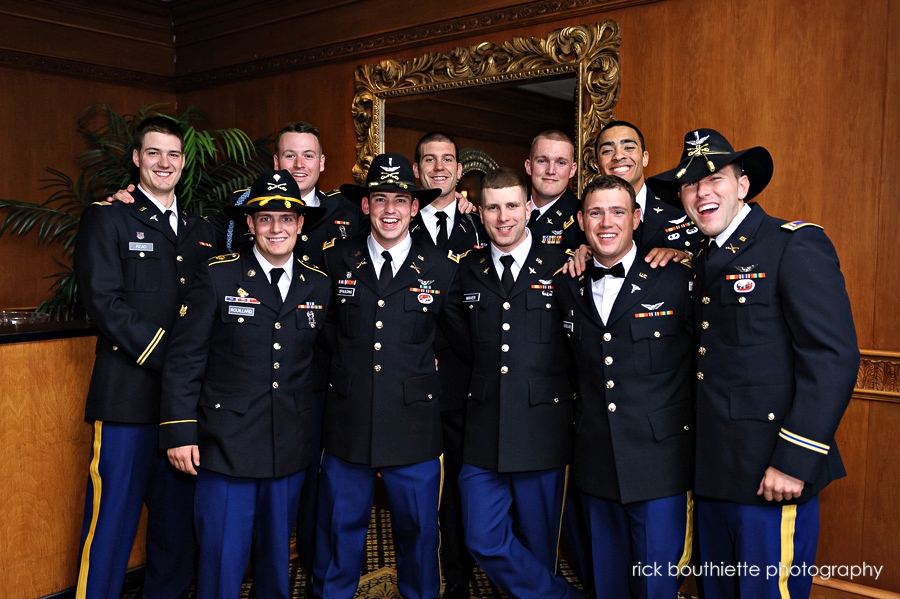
159, 252, 330, 478
74, 190, 219, 423
460, 243, 574, 473
693, 203, 859, 505
322, 235, 464, 468
556, 251, 694, 504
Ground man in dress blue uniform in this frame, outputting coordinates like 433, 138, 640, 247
159, 169, 328, 599
649, 129, 860, 598
457, 168, 581, 599
313, 153, 463, 599
410, 132, 486, 599
74, 116, 219, 599
525, 130, 586, 254
555, 175, 694, 598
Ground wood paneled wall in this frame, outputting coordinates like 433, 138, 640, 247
1, 0, 898, 595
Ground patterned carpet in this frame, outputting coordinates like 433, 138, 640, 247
121, 506, 582, 598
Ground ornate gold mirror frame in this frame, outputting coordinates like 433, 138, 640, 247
350, 21, 621, 194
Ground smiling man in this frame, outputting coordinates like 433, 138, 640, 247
411, 132, 486, 598
555, 175, 694, 598
525, 130, 585, 253
648, 129, 860, 599
74, 116, 219, 599
160, 169, 328, 599
457, 168, 580, 599
314, 153, 463, 599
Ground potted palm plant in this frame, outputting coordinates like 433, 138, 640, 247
0, 103, 270, 320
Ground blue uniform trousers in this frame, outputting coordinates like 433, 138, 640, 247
76, 421, 195, 599
695, 496, 819, 599
583, 492, 691, 599
313, 451, 442, 599
458, 463, 582, 599
194, 468, 305, 599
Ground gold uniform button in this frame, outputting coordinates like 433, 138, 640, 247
215, 403, 221, 409
553, 397, 559, 403
503, 302, 511, 310
374, 342, 382, 350
546, 303, 552, 309
176, 255, 183, 262
374, 365, 382, 372
684, 425, 690, 431
604, 356, 613, 365
502, 323, 510, 331
375, 321, 383, 329
697, 372, 704, 380
603, 333, 612, 341
501, 344, 509, 352
238, 317, 244, 323
654, 331, 661, 338
605, 380, 614, 389
303, 255, 310, 262
767, 412, 775, 421
702, 296, 710, 304
273, 362, 280, 369
274, 322, 281, 330
500, 366, 509, 374
685, 241, 692, 247
301, 235, 308, 242
698, 347, 707, 355
272, 381, 279, 389
608, 403, 617, 412
273, 343, 281, 350
112, 346, 118, 351
427, 394, 433, 399
738, 297, 746, 304
701, 321, 709, 330
139, 252, 145, 258
423, 307, 428, 312
378, 299, 386, 307
180, 277, 186, 284
468, 305, 474, 310
341, 298, 347, 304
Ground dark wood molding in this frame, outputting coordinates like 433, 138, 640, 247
0, 48, 172, 91
0, 0, 661, 91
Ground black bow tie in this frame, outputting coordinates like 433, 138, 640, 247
589, 262, 625, 280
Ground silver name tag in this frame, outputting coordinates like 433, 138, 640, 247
129, 242, 154, 251
228, 306, 255, 316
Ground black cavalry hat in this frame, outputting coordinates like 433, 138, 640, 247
340, 153, 441, 206
648, 128, 773, 206
224, 169, 325, 226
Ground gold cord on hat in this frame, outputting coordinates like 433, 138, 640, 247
675, 143, 730, 179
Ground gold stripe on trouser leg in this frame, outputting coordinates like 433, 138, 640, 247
779, 504, 798, 599
676, 490, 694, 571
76, 420, 104, 599
554, 464, 571, 574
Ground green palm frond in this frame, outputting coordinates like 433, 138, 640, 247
0, 103, 271, 319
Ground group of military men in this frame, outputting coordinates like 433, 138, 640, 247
72, 115, 859, 599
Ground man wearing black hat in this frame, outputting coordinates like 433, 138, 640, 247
159, 169, 329, 599
74, 116, 218, 599
313, 153, 463, 599
649, 129, 860, 598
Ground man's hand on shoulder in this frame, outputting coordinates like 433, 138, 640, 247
561, 244, 592, 277
456, 191, 476, 215
108, 184, 137, 203
644, 247, 691, 268
757, 466, 804, 502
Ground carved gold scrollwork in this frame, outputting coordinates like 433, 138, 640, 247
351, 21, 621, 191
